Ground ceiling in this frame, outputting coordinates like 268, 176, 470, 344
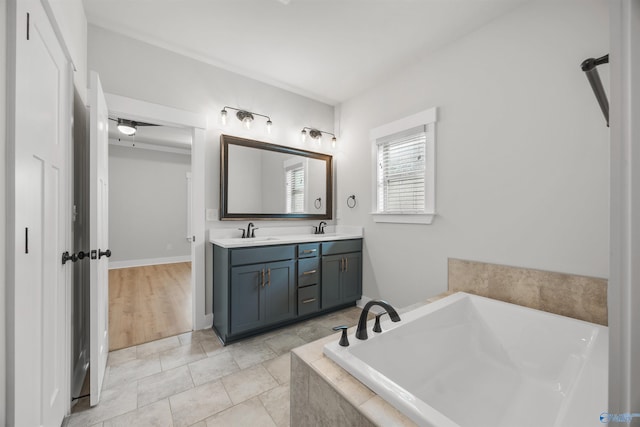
83, 0, 528, 105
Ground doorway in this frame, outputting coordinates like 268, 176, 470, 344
107, 118, 193, 349
103, 92, 209, 341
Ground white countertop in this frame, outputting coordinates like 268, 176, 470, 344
209, 225, 363, 248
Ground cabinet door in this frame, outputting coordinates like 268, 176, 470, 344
321, 254, 343, 309
230, 264, 265, 334
341, 252, 362, 302
264, 260, 296, 325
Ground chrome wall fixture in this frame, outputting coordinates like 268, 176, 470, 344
301, 127, 337, 148
221, 106, 273, 133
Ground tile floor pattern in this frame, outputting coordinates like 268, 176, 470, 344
64, 306, 364, 427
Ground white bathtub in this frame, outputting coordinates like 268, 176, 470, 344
324, 292, 608, 427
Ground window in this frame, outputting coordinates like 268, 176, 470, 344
371, 108, 437, 224
285, 165, 305, 213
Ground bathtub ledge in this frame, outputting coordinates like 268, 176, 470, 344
289, 293, 451, 427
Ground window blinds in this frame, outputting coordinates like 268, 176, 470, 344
377, 125, 427, 213
286, 166, 305, 213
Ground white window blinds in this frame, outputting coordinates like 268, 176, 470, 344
376, 125, 427, 213
285, 166, 305, 213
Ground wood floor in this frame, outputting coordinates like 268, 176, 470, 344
109, 262, 192, 351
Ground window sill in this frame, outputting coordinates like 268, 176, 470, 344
370, 212, 436, 224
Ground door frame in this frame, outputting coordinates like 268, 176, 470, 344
104, 93, 210, 329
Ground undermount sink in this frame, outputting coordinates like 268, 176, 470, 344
230, 236, 280, 243
209, 226, 364, 248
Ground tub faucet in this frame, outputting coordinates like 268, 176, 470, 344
355, 300, 401, 340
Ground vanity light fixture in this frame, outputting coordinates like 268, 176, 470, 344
117, 118, 137, 136
220, 106, 273, 133
301, 127, 337, 148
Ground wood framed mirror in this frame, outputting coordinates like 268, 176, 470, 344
220, 134, 333, 220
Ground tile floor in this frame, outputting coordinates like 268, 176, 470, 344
64, 306, 364, 427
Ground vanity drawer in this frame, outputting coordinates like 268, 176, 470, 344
230, 245, 295, 266
298, 243, 320, 258
298, 258, 319, 287
321, 239, 362, 256
298, 285, 320, 316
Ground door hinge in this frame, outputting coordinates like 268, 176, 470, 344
26, 13, 30, 40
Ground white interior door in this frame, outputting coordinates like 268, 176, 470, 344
89, 72, 110, 406
11, 0, 71, 425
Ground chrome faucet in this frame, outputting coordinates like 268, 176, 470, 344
315, 221, 327, 235
355, 300, 401, 340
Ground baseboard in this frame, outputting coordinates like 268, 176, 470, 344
109, 255, 191, 270
195, 313, 213, 331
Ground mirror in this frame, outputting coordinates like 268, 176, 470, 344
220, 134, 333, 220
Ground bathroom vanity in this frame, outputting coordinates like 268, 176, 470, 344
210, 231, 363, 344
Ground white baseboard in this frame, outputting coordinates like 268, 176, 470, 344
195, 313, 213, 331
109, 255, 191, 270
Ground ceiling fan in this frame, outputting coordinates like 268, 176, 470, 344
108, 117, 159, 136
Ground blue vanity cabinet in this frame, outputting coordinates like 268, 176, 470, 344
213, 244, 296, 343
229, 259, 296, 335
321, 239, 363, 310
297, 243, 321, 316
212, 238, 362, 344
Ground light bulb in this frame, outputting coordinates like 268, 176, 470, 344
243, 117, 252, 129
301, 129, 307, 143
331, 137, 337, 148
220, 109, 227, 125
266, 119, 272, 134
117, 119, 136, 136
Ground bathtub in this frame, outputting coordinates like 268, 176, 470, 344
323, 292, 608, 427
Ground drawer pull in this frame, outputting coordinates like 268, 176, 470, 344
302, 298, 317, 304
302, 269, 317, 275
302, 249, 317, 254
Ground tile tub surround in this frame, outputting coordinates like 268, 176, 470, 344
448, 258, 608, 326
290, 295, 448, 427
291, 333, 417, 427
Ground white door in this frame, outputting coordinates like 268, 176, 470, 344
11, 0, 71, 425
89, 72, 111, 406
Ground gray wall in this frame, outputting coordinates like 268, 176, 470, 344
87, 24, 335, 225
336, 0, 610, 307
109, 144, 191, 264
88, 25, 335, 313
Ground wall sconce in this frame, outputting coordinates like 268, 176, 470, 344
221, 106, 273, 133
301, 127, 337, 148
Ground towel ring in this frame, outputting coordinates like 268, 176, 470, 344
347, 195, 357, 208
314, 197, 322, 209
